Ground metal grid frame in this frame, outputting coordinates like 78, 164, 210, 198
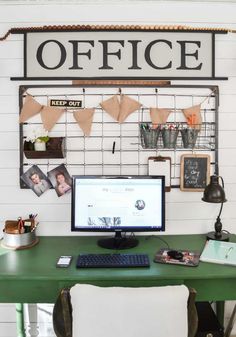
19, 84, 219, 188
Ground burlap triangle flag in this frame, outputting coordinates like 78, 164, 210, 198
73, 108, 95, 136
100, 95, 120, 121
150, 108, 171, 128
182, 104, 202, 129
19, 95, 42, 123
40, 106, 65, 131
118, 95, 142, 123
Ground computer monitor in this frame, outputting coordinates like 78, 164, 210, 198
71, 175, 165, 249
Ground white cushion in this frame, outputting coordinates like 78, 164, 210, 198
70, 284, 189, 337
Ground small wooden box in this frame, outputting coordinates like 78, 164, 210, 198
24, 137, 65, 159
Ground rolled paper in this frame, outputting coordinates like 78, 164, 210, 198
19, 95, 42, 123
150, 108, 171, 128
118, 94, 142, 123
182, 104, 202, 129
100, 95, 120, 121
40, 106, 65, 131
73, 108, 95, 136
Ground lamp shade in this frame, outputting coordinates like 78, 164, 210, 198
202, 175, 227, 204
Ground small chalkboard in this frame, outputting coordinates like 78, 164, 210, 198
180, 154, 210, 191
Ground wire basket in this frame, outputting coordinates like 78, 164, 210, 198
180, 128, 200, 148
161, 129, 179, 148
140, 124, 160, 149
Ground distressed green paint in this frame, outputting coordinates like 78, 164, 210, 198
0, 235, 236, 332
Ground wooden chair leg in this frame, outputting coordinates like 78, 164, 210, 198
224, 304, 236, 337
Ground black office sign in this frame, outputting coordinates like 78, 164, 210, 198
11, 27, 228, 80
50, 99, 82, 108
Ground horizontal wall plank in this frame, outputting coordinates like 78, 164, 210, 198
216, 59, 236, 77
0, 115, 18, 132
219, 113, 236, 130
0, 40, 22, 59
1, 198, 236, 223
219, 130, 236, 147
0, 150, 19, 167
0, 95, 19, 113
9, 218, 234, 236
0, 133, 19, 149
0, 3, 236, 24
0, 59, 22, 77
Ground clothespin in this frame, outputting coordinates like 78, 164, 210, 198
17, 217, 25, 234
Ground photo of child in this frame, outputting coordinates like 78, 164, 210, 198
20, 165, 51, 197
47, 164, 72, 197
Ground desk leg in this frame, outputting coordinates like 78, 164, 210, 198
15, 303, 26, 337
216, 301, 225, 327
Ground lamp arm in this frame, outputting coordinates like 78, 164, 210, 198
217, 202, 223, 220
219, 176, 225, 189
217, 176, 225, 220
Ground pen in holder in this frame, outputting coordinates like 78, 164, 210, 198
140, 123, 160, 149
2, 217, 39, 249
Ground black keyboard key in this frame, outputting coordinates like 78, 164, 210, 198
76, 253, 150, 268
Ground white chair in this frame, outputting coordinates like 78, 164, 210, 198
53, 284, 198, 337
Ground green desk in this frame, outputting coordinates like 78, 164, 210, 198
1, 234, 236, 337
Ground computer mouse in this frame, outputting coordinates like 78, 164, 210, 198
167, 250, 184, 260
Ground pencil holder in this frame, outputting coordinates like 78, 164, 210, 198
180, 128, 199, 148
161, 129, 179, 148
140, 124, 160, 149
2, 231, 39, 249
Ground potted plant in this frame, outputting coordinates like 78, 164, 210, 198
26, 127, 50, 151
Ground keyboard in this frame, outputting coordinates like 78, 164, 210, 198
76, 253, 150, 268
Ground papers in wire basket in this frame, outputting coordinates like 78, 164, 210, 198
200, 240, 236, 266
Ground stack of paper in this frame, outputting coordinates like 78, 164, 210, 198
200, 240, 236, 266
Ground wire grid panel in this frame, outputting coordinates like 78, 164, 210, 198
19, 85, 218, 187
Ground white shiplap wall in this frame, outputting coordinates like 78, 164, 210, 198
0, 1, 236, 336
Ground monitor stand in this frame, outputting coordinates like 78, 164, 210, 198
97, 232, 139, 250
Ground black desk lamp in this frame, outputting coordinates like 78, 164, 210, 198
202, 175, 229, 241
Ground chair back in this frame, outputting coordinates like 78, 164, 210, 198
53, 285, 198, 337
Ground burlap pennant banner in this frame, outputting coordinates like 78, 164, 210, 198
19, 95, 43, 123
150, 108, 171, 128
182, 104, 202, 129
19, 93, 203, 136
40, 106, 65, 131
100, 95, 120, 121
100, 94, 142, 123
118, 95, 142, 123
73, 108, 95, 136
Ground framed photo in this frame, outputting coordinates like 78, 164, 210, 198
180, 154, 210, 191
47, 164, 72, 197
20, 165, 51, 197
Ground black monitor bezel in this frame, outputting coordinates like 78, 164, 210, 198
71, 175, 165, 233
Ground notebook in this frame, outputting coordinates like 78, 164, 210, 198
200, 240, 236, 266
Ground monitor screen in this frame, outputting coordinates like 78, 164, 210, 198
71, 175, 165, 249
